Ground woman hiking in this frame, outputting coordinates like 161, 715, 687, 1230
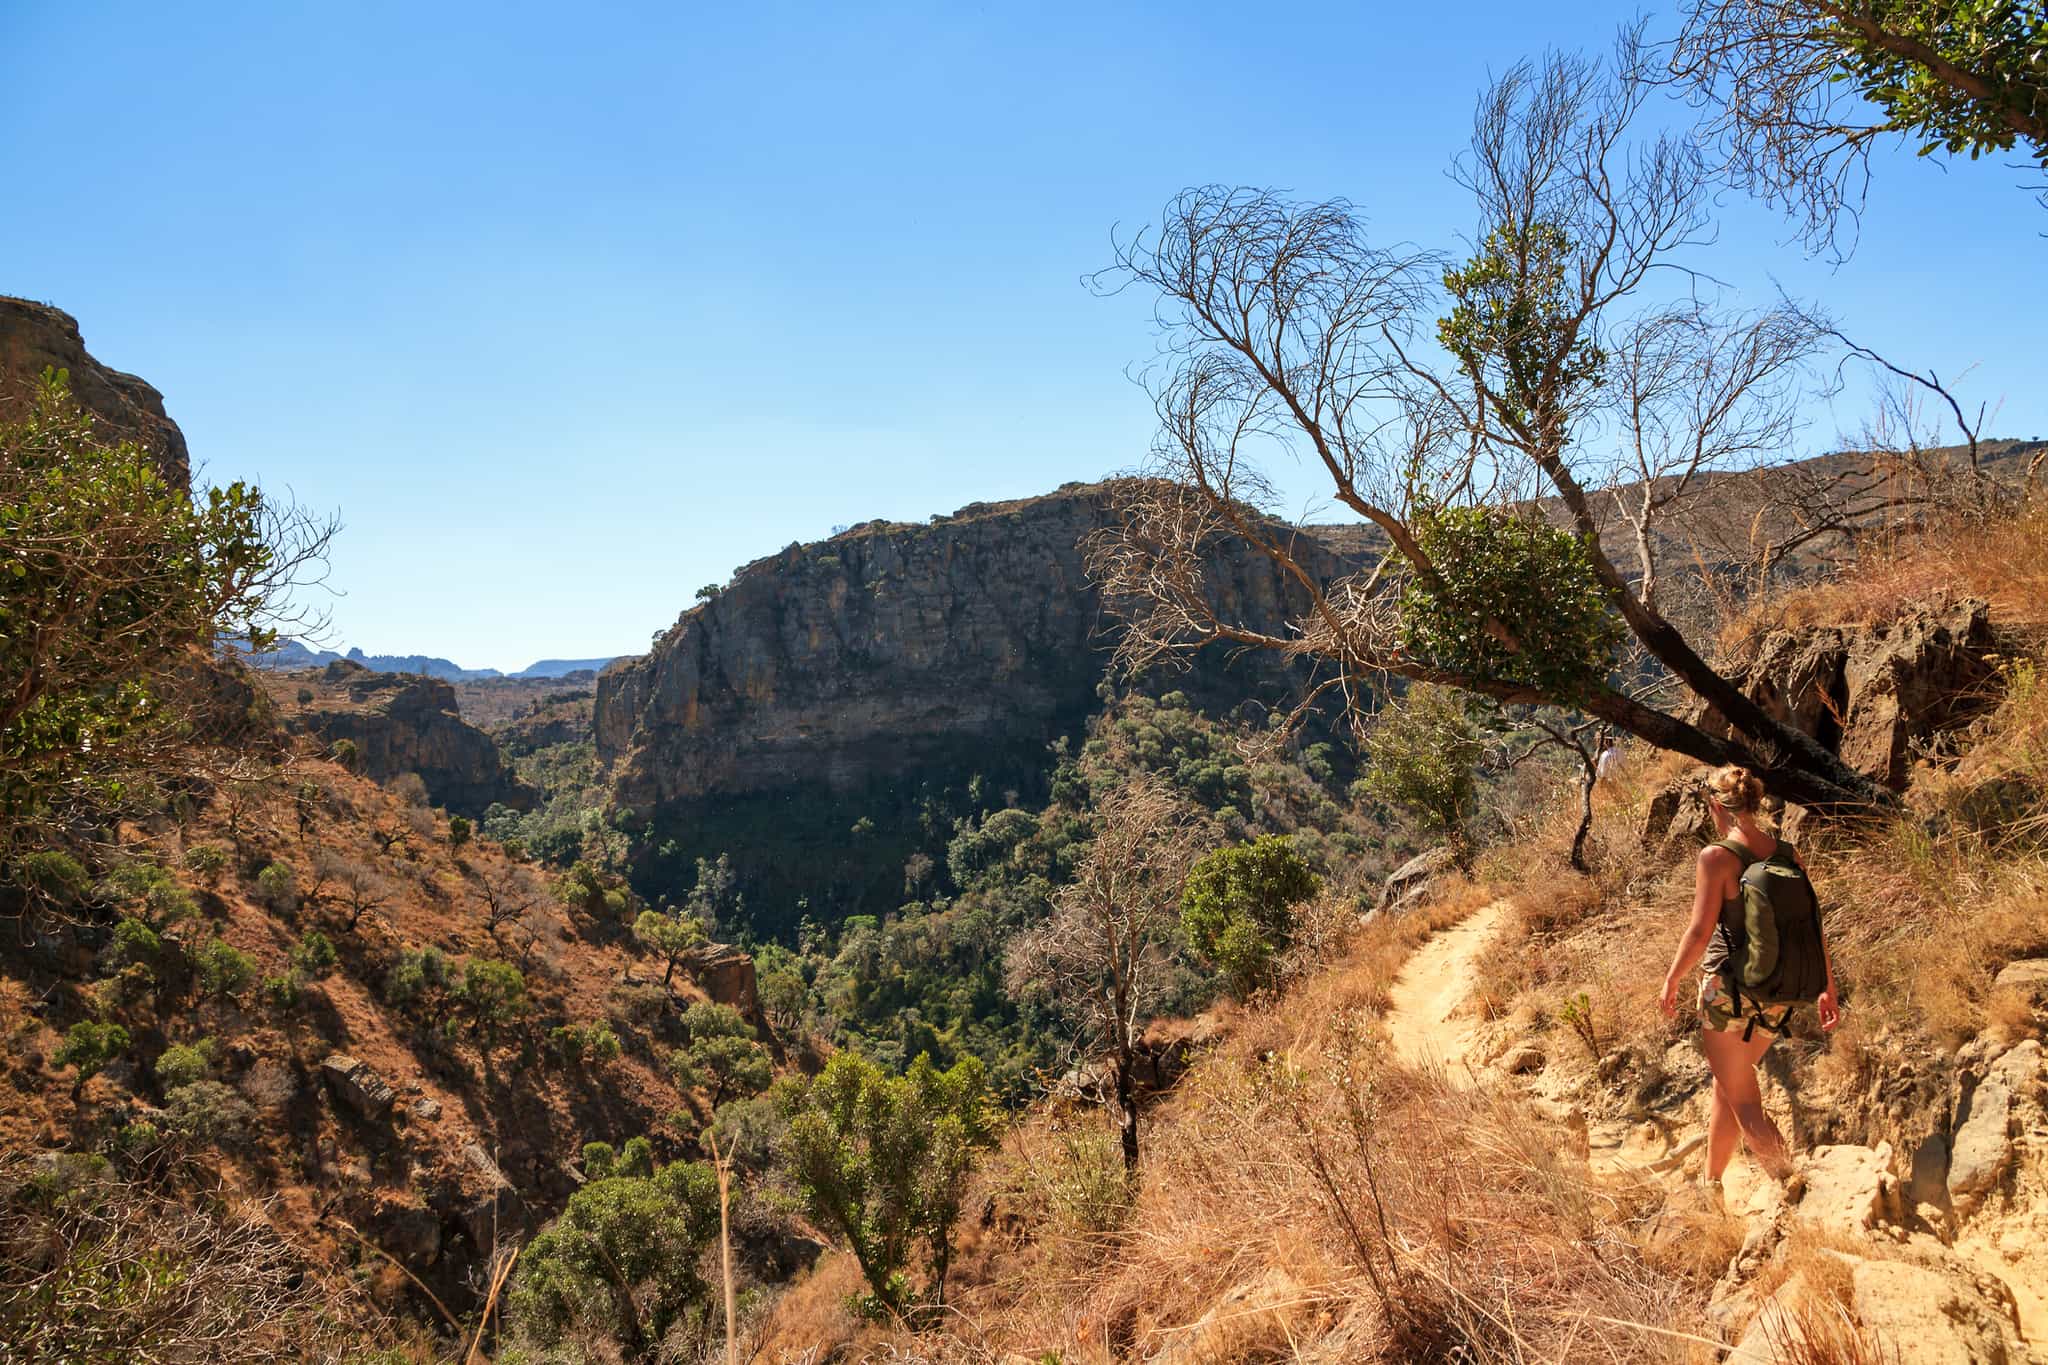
1659, 765, 1841, 1188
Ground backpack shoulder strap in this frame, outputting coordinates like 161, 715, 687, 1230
1711, 835, 1756, 866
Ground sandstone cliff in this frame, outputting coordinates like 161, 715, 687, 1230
0, 296, 190, 487
269, 661, 538, 815
595, 483, 1355, 815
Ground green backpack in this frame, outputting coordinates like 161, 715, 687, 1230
1714, 837, 1828, 1032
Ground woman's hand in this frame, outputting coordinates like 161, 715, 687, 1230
1659, 974, 1682, 1020
1816, 988, 1841, 1032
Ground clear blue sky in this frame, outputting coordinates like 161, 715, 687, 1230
5, 2, 2042, 671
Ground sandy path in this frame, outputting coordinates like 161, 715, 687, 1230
1385, 899, 1505, 1078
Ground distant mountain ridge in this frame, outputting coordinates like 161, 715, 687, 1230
231, 639, 618, 681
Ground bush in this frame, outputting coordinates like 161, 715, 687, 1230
329, 737, 359, 770
1361, 683, 1488, 838
669, 1003, 771, 1107
153, 1039, 217, 1090
447, 814, 472, 849
457, 959, 528, 1041
295, 686, 314, 704
383, 946, 449, 1007
164, 1080, 253, 1144
14, 850, 89, 904
260, 973, 300, 1009
104, 861, 196, 929
288, 930, 337, 978
253, 861, 298, 912
181, 843, 229, 884
549, 1021, 622, 1065
1180, 835, 1322, 996
388, 772, 430, 806
506, 1158, 721, 1353
192, 939, 255, 1001
106, 917, 165, 974
53, 1020, 130, 1090
782, 1051, 998, 1314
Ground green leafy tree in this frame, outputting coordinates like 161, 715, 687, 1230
0, 371, 330, 852
192, 939, 255, 1002
506, 1158, 721, 1358
456, 958, 528, 1042
667, 1003, 771, 1108
1362, 685, 1488, 840
447, 814, 472, 849
53, 1021, 130, 1099
289, 929, 337, 978
181, 843, 229, 885
103, 862, 196, 931
253, 861, 298, 912
1179, 836, 1322, 996
632, 909, 705, 987
1672, 0, 2048, 250
153, 1038, 218, 1090
782, 1051, 998, 1315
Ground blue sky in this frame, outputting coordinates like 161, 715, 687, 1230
4, 2, 2042, 671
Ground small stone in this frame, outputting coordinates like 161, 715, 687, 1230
409, 1097, 441, 1122
1501, 1044, 1545, 1075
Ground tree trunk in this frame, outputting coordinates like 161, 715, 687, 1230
1570, 761, 1595, 874
1114, 1048, 1140, 1173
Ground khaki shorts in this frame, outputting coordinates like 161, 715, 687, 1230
1697, 974, 1750, 1035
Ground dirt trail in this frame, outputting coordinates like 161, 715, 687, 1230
1385, 899, 1505, 1078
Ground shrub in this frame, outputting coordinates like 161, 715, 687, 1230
106, 917, 165, 973
447, 814, 472, 849
782, 1051, 998, 1314
295, 686, 314, 704
457, 959, 528, 1041
1361, 683, 1488, 838
260, 973, 300, 1009
388, 772, 430, 806
383, 946, 448, 1007
253, 861, 298, 912
14, 850, 89, 905
669, 1003, 772, 1107
153, 1039, 217, 1090
164, 1080, 253, 1144
549, 1021, 622, 1065
53, 1021, 130, 1092
633, 909, 705, 987
506, 1158, 721, 1353
104, 861, 195, 930
288, 930, 337, 978
328, 737, 359, 770
1180, 835, 1323, 996
582, 1136, 653, 1180
192, 939, 255, 1001
181, 843, 229, 884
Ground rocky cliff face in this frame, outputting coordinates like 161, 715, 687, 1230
0, 296, 190, 487
595, 484, 1356, 814
276, 662, 538, 815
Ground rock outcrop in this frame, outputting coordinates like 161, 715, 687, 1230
0, 296, 190, 488
1702, 597, 2000, 792
279, 664, 537, 816
596, 485, 1359, 817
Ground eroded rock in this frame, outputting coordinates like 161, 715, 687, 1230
1949, 1040, 2042, 1217
1795, 1143, 1898, 1234
319, 1054, 395, 1122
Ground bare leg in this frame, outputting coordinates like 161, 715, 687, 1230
1700, 1027, 1790, 1179
1706, 1078, 1742, 1181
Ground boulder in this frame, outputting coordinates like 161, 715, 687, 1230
1500, 1044, 1545, 1075
1794, 1143, 1898, 1234
1850, 1258, 2016, 1365
319, 1054, 395, 1122
1375, 845, 1459, 916
1948, 1040, 2041, 1217
1701, 598, 1998, 792
689, 943, 760, 1021
1636, 774, 1718, 865
1991, 959, 2048, 1000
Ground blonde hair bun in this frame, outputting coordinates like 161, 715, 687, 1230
1707, 764, 1765, 814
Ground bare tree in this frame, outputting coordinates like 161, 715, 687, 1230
478, 863, 540, 935
1005, 771, 1204, 1171
314, 853, 391, 934
1091, 36, 1894, 814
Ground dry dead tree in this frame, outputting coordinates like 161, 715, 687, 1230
1088, 32, 1899, 813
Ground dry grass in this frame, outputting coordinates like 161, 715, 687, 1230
1720, 501, 2048, 652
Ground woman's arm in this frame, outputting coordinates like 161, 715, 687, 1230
1791, 845, 1843, 1031
1661, 848, 1729, 1019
